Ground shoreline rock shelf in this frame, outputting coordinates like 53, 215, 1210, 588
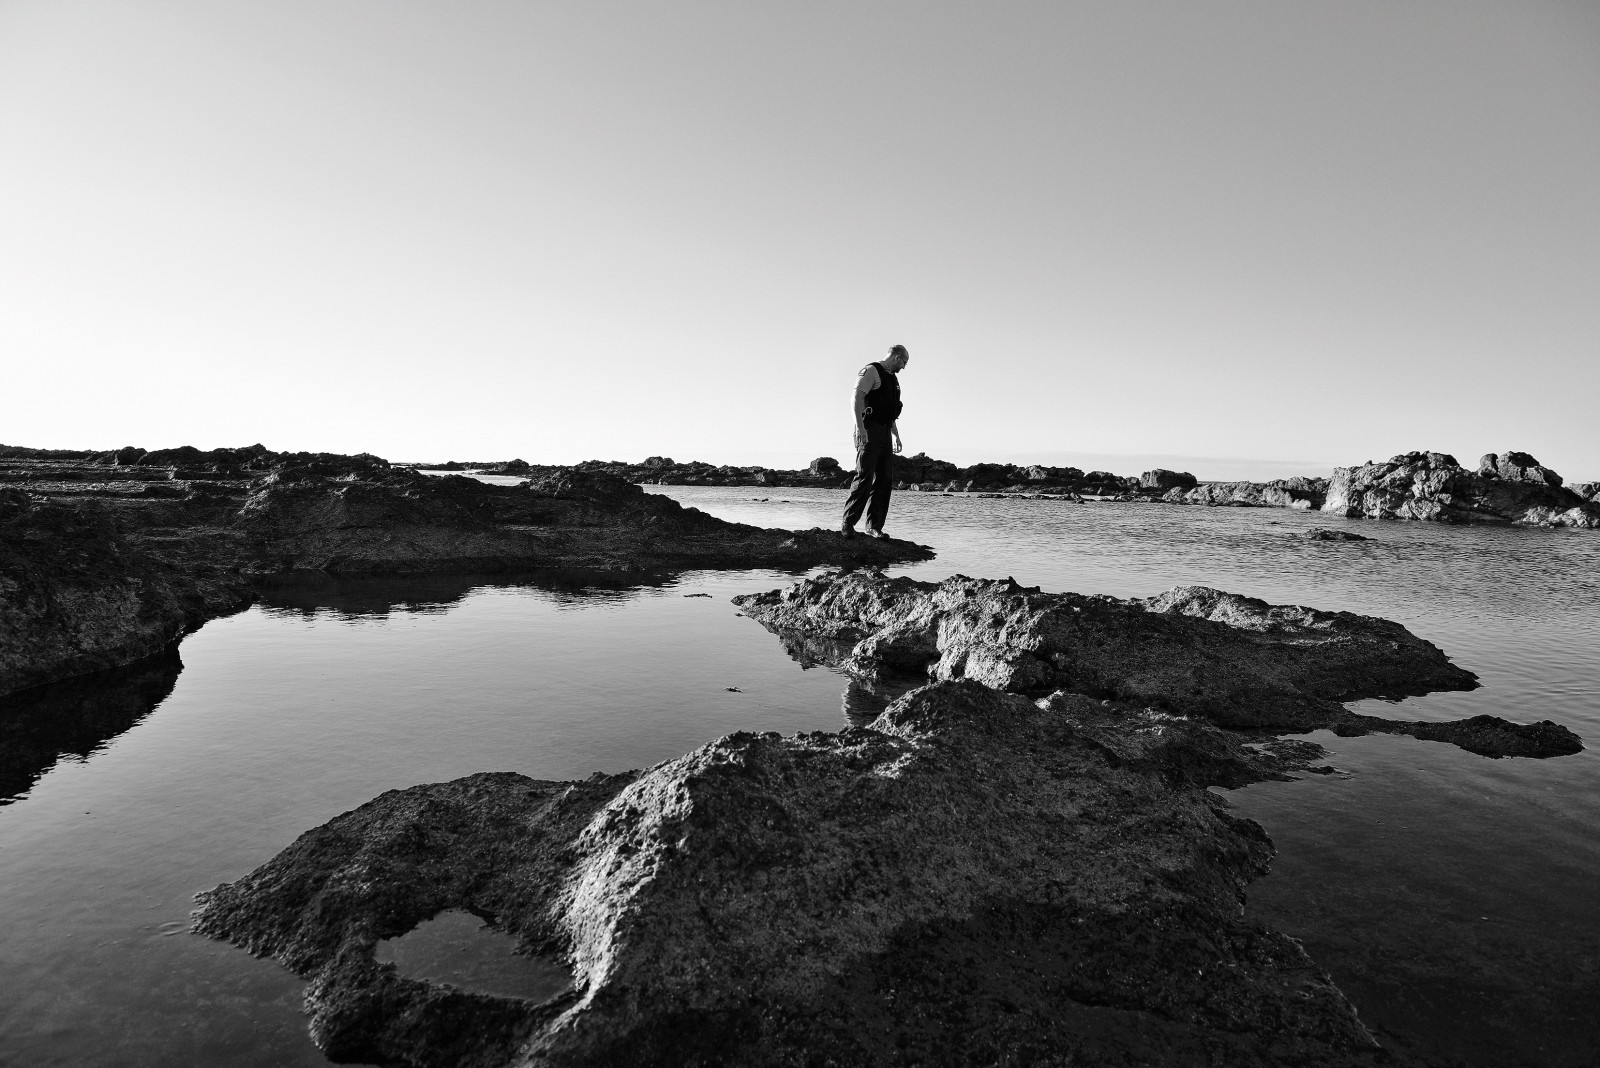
0, 448, 931, 697
731, 571, 1581, 759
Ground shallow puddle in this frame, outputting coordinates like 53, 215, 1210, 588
374, 910, 572, 1003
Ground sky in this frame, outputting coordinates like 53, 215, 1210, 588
1, 1, 1596, 481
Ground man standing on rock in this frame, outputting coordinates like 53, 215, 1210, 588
842, 344, 909, 539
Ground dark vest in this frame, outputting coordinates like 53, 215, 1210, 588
863, 362, 902, 425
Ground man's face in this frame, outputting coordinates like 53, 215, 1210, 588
889, 352, 910, 373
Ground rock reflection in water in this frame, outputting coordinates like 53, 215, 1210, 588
841, 678, 919, 725
374, 909, 573, 1003
251, 570, 681, 621
0, 649, 182, 804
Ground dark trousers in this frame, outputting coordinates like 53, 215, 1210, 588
843, 427, 893, 531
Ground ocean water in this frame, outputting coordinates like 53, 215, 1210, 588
0, 486, 1596, 1066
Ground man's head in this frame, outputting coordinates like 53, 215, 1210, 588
886, 344, 910, 372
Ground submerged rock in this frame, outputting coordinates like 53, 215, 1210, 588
731, 571, 1580, 758
1302, 527, 1372, 541
196, 681, 1389, 1067
1321, 451, 1600, 528
0, 451, 932, 696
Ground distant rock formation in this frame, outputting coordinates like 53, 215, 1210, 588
1164, 477, 1327, 510
807, 456, 842, 477
518, 453, 1144, 495
1140, 468, 1198, 491
1321, 451, 1599, 528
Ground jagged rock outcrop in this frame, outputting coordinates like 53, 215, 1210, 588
1569, 480, 1600, 502
1164, 477, 1328, 510
1477, 450, 1561, 486
1140, 468, 1198, 491
731, 571, 1580, 757
1321, 451, 1600, 528
807, 456, 842, 477
0, 451, 932, 696
195, 680, 1393, 1068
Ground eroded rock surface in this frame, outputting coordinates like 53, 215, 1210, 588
0, 451, 931, 695
0, 490, 251, 695
731, 571, 1580, 758
196, 681, 1391, 1068
1321, 451, 1600, 528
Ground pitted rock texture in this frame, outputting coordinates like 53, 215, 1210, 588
731, 571, 1581, 758
195, 681, 1391, 1068
1321, 451, 1600, 528
0, 451, 931, 695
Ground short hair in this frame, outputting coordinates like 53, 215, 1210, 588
888, 344, 908, 359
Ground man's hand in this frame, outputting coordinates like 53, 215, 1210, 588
892, 430, 903, 454
854, 424, 867, 450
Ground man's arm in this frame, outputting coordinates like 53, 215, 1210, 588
852, 365, 878, 448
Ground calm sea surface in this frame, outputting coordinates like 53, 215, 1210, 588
1, 486, 1596, 1067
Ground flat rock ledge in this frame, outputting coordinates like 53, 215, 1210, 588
195, 681, 1391, 1068
731, 571, 1581, 759
0, 454, 931, 696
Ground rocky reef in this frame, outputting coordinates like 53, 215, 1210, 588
731, 571, 1581, 758
1321, 451, 1600, 528
195, 680, 1397, 1068
193, 563, 1583, 1066
0, 447, 931, 697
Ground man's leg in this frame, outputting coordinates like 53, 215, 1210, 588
842, 438, 881, 530
866, 447, 894, 533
